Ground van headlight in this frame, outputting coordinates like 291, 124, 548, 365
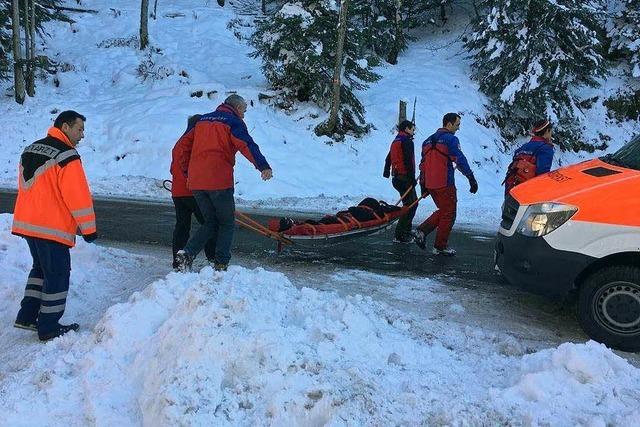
517, 203, 577, 237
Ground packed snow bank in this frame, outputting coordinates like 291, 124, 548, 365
0, 214, 161, 331
0, 212, 171, 416
1, 246, 639, 424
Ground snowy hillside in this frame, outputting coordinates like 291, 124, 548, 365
1, 213, 639, 425
1, 0, 638, 230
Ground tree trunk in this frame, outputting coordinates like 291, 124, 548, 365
398, 100, 407, 125
11, 0, 25, 104
323, 0, 350, 135
152, 0, 159, 19
26, 0, 36, 96
140, 0, 150, 50
387, 0, 402, 65
262, 0, 266, 14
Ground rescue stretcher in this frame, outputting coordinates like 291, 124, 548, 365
163, 179, 420, 250
267, 203, 406, 245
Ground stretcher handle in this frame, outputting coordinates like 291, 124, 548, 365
402, 191, 428, 212
235, 218, 292, 246
235, 211, 293, 245
395, 185, 415, 206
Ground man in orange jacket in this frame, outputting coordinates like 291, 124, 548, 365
12, 110, 97, 341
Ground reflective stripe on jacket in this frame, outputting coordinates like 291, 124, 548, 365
12, 127, 96, 247
179, 103, 270, 191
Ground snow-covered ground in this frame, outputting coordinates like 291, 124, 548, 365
1, 212, 640, 425
1, 0, 638, 232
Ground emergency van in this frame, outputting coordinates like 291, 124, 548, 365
495, 135, 640, 352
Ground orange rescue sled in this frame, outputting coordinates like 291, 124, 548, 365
267, 197, 407, 244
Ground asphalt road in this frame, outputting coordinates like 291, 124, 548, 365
0, 190, 500, 284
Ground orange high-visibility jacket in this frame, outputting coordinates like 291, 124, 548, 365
12, 127, 96, 247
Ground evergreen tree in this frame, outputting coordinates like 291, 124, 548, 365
349, 0, 448, 64
609, 0, 640, 78
0, 0, 69, 81
0, 1, 12, 79
465, 0, 608, 151
250, 1, 380, 138
602, 0, 640, 121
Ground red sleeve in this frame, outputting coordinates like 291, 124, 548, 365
178, 128, 195, 176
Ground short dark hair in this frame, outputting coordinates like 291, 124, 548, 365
532, 119, 552, 136
187, 114, 201, 131
442, 113, 460, 127
54, 110, 86, 129
398, 120, 415, 132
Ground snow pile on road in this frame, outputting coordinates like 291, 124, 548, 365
1, 234, 638, 425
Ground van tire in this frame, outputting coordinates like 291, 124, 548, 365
577, 265, 640, 352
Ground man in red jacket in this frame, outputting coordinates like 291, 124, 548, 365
169, 115, 216, 270
175, 95, 272, 272
414, 113, 478, 256
383, 120, 417, 243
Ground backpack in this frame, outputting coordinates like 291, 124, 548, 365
503, 152, 539, 192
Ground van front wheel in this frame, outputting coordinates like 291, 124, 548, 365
577, 265, 640, 352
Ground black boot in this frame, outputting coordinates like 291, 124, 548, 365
39, 323, 80, 342
175, 250, 194, 272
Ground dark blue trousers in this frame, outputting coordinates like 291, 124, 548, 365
172, 196, 216, 268
184, 189, 235, 265
16, 237, 71, 335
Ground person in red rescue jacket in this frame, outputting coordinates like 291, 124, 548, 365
170, 114, 216, 270
12, 111, 96, 341
383, 120, 418, 243
414, 113, 478, 256
175, 95, 273, 272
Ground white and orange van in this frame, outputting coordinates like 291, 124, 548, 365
495, 135, 640, 352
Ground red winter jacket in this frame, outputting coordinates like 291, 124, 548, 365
179, 104, 270, 191
170, 132, 193, 197
383, 131, 415, 179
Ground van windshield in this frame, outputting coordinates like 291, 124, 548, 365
600, 135, 640, 171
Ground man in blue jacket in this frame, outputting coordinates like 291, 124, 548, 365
504, 119, 554, 194
414, 113, 478, 256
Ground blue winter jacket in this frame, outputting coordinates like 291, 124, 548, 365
419, 128, 473, 189
513, 136, 554, 175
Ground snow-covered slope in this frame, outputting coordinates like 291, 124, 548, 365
1, 0, 638, 230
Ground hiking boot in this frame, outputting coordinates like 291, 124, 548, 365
39, 323, 79, 342
175, 250, 193, 272
14, 320, 37, 332
393, 235, 414, 244
413, 230, 427, 250
213, 263, 228, 272
432, 247, 456, 256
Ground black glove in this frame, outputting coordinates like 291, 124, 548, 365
468, 175, 478, 194
83, 232, 98, 243
383, 170, 390, 178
